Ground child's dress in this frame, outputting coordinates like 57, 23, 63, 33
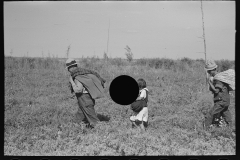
130, 88, 149, 126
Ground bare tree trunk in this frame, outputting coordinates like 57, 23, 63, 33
200, 0, 209, 90
106, 19, 110, 58
201, 1, 207, 62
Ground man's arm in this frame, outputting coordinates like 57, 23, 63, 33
214, 80, 223, 90
69, 77, 84, 93
208, 79, 220, 93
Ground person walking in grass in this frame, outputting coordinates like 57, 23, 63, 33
204, 60, 234, 130
206, 61, 218, 89
66, 58, 106, 128
130, 78, 149, 132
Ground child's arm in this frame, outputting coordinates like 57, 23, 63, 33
136, 89, 146, 101
136, 96, 144, 101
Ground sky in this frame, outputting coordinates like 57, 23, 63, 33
4, 1, 235, 60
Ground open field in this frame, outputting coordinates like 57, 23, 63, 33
4, 57, 235, 155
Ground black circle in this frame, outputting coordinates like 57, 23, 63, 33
109, 75, 139, 105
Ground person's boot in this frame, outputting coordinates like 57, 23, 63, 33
226, 122, 233, 131
132, 123, 136, 128
86, 123, 95, 129
203, 120, 212, 130
203, 122, 209, 130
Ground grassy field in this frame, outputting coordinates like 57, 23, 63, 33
4, 56, 235, 155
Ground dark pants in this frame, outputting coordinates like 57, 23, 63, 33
75, 93, 99, 127
204, 102, 232, 129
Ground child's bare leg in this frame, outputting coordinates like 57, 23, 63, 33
132, 121, 138, 128
140, 122, 145, 131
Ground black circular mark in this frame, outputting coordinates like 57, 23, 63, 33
109, 75, 139, 105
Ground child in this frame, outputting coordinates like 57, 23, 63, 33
130, 78, 149, 131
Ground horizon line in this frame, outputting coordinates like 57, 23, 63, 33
4, 55, 235, 61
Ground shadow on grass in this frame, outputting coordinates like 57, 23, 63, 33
97, 114, 111, 122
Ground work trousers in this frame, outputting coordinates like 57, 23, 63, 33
204, 102, 232, 129
75, 93, 99, 127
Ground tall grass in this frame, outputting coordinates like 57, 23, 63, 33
4, 56, 235, 155
5, 56, 234, 73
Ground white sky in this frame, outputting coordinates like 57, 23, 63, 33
4, 1, 235, 60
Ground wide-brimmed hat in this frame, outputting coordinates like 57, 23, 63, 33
65, 58, 78, 69
205, 59, 217, 71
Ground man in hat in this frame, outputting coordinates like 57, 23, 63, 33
204, 60, 232, 130
205, 59, 218, 90
66, 58, 106, 128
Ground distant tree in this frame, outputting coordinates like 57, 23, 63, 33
48, 51, 51, 58
10, 49, 13, 57
103, 51, 108, 60
66, 44, 71, 58
125, 45, 133, 62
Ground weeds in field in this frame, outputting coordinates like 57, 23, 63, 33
4, 56, 235, 155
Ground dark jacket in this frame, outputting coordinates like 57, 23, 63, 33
213, 80, 230, 107
69, 67, 106, 99
131, 88, 149, 113
74, 74, 105, 99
